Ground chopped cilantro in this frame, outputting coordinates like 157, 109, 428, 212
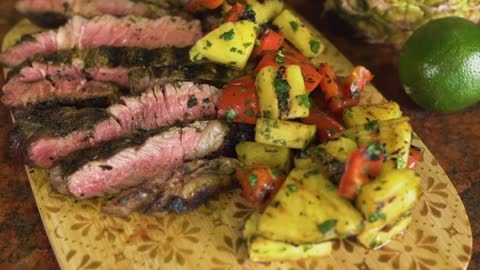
366, 143, 383, 160
364, 120, 379, 132
248, 173, 258, 187
220, 29, 235, 41
187, 95, 198, 108
271, 168, 281, 179
206, 40, 212, 48
244, 108, 255, 117
289, 21, 299, 32
318, 219, 337, 234
230, 47, 237, 52
273, 68, 291, 112
295, 94, 311, 108
243, 42, 252, 48
275, 55, 285, 64
287, 184, 298, 192
368, 210, 386, 222
310, 40, 321, 54
224, 108, 238, 123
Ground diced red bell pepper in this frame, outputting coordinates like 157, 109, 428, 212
301, 111, 345, 142
187, 0, 225, 13
236, 164, 285, 205
407, 145, 423, 169
255, 30, 285, 55
218, 76, 259, 125
317, 64, 373, 113
338, 144, 385, 199
223, 3, 245, 22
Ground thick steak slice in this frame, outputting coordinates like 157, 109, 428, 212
0, 15, 202, 67
16, 0, 176, 28
2, 77, 120, 107
13, 47, 191, 86
103, 157, 240, 216
49, 120, 229, 199
9, 82, 221, 168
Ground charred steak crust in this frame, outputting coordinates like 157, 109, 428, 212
103, 157, 240, 216
8, 107, 111, 164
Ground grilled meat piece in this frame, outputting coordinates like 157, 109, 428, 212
49, 120, 229, 199
16, 0, 179, 28
0, 15, 202, 67
129, 63, 244, 93
9, 82, 221, 168
12, 47, 191, 86
2, 77, 120, 107
103, 157, 240, 216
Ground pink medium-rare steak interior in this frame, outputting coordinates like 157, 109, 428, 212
0, 15, 202, 66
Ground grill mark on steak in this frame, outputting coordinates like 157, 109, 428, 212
49, 120, 230, 199
0, 15, 202, 67
12, 46, 191, 84
102, 157, 240, 216
16, 0, 185, 28
129, 63, 243, 93
8, 82, 222, 168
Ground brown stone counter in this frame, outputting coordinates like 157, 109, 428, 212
0, 0, 478, 269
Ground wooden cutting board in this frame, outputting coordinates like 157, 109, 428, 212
2, 15, 472, 270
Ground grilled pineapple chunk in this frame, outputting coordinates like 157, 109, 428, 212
255, 119, 316, 149
356, 169, 422, 248
357, 214, 413, 249
294, 137, 357, 180
189, 20, 257, 69
256, 168, 364, 244
244, 212, 332, 262
245, 0, 284, 24
236, 141, 292, 172
256, 65, 309, 119
273, 9, 324, 58
256, 66, 280, 119
343, 102, 402, 128
340, 117, 412, 168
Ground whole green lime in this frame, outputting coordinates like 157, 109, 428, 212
398, 16, 480, 112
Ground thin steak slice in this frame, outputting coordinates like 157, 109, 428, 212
103, 157, 240, 216
11, 46, 191, 86
129, 63, 243, 93
49, 120, 229, 199
16, 0, 179, 28
2, 77, 120, 107
9, 82, 221, 168
0, 15, 202, 67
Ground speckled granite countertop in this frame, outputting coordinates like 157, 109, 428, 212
0, 0, 478, 269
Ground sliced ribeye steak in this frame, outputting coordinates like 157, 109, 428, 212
2, 76, 120, 107
9, 82, 221, 168
0, 15, 202, 67
16, 0, 182, 28
49, 120, 229, 199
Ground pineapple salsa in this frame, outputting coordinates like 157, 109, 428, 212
187, 0, 423, 262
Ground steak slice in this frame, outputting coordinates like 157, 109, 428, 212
12, 46, 191, 86
103, 157, 240, 216
0, 15, 202, 67
49, 120, 229, 199
2, 77, 120, 107
129, 63, 243, 93
16, 0, 179, 28
9, 82, 221, 168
